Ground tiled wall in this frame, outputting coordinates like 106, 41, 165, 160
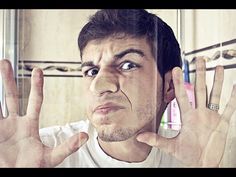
18, 10, 98, 128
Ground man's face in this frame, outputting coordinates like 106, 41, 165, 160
81, 35, 163, 142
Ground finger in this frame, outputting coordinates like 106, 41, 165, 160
209, 66, 224, 108
26, 68, 44, 119
49, 132, 88, 166
0, 102, 3, 119
0, 59, 19, 116
221, 84, 236, 123
195, 57, 207, 108
172, 67, 191, 115
137, 132, 175, 155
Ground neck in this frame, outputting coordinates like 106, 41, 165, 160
97, 121, 156, 163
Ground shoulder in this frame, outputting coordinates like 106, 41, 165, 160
158, 127, 180, 138
39, 119, 90, 147
157, 127, 184, 167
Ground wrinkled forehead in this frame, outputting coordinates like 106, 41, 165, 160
81, 35, 152, 62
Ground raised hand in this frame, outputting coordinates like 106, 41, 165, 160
137, 58, 236, 167
0, 59, 88, 167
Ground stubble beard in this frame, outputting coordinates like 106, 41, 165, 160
98, 127, 138, 142
97, 101, 158, 142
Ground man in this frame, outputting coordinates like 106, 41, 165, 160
0, 9, 235, 167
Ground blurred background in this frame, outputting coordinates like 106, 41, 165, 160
0, 9, 236, 166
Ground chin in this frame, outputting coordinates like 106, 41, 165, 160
97, 126, 138, 142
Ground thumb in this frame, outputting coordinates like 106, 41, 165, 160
136, 132, 175, 155
49, 132, 89, 166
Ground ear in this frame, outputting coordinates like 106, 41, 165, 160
163, 70, 175, 104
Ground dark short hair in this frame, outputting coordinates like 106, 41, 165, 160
78, 9, 182, 77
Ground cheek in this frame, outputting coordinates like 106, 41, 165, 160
121, 73, 159, 105
120, 72, 163, 121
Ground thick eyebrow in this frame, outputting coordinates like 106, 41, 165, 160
114, 48, 145, 59
81, 61, 95, 69
81, 48, 145, 69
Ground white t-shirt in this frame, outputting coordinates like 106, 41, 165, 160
39, 120, 183, 167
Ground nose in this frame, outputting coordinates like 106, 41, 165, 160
89, 69, 119, 96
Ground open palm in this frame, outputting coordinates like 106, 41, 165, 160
0, 60, 88, 167
137, 58, 236, 167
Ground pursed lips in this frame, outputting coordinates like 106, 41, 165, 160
93, 102, 125, 115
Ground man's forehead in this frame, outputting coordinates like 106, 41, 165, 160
82, 36, 149, 59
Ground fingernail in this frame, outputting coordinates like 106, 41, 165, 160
34, 68, 43, 77
81, 137, 88, 145
80, 132, 89, 144
136, 134, 145, 142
